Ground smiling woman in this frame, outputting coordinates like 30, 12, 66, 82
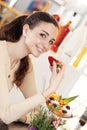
0, 11, 65, 124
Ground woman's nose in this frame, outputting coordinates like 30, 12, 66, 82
43, 41, 49, 51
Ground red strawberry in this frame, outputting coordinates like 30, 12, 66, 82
48, 56, 58, 66
48, 56, 62, 69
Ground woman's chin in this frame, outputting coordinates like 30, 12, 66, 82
32, 50, 43, 57
33, 53, 41, 57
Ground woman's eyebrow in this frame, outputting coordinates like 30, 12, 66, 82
41, 30, 49, 36
52, 39, 55, 42
42, 30, 55, 41
50, 39, 55, 43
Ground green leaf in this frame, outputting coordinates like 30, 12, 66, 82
62, 95, 78, 104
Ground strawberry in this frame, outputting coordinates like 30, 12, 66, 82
48, 56, 62, 69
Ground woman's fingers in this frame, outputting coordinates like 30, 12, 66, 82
43, 63, 66, 97
52, 61, 57, 74
52, 61, 64, 74
49, 63, 65, 91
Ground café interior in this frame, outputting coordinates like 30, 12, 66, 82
0, 0, 87, 130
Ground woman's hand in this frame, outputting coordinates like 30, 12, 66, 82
42, 61, 65, 98
49, 61, 65, 91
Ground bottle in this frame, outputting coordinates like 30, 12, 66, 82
51, 21, 71, 53
79, 107, 87, 127
70, 12, 81, 30
73, 46, 87, 67
75, 108, 87, 130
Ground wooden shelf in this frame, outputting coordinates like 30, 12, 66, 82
0, 1, 22, 26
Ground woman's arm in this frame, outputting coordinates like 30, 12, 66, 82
0, 43, 65, 124
19, 58, 38, 98
0, 45, 45, 124
42, 61, 65, 98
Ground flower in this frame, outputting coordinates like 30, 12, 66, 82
28, 125, 38, 130
28, 105, 66, 130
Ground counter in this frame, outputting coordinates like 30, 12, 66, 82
0, 121, 28, 130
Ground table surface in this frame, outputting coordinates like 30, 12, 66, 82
0, 122, 28, 130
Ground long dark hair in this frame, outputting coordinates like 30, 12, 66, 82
0, 11, 58, 86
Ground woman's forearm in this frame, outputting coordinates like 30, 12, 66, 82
0, 93, 45, 124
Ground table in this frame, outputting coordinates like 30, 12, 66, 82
0, 121, 28, 130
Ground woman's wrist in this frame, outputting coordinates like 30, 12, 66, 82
17, 115, 27, 123
42, 87, 55, 99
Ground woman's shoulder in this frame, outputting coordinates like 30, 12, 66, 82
0, 40, 9, 61
0, 40, 6, 44
0, 40, 6, 48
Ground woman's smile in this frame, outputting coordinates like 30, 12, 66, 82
36, 44, 45, 54
37, 46, 43, 53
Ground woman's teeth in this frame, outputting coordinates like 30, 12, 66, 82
38, 47, 43, 53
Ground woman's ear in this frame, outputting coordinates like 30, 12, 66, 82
23, 24, 29, 36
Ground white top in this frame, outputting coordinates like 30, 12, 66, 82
0, 40, 45, 124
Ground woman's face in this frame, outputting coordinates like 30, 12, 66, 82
23, 22, 58, 57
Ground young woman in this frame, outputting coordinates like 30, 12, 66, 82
0, 11, 65, 124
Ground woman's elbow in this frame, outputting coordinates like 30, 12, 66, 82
1, 116, 13, 124
0, 109, 15, 124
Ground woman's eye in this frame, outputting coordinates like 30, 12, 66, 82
49, 40, 54, 45
40, 33, 46, 38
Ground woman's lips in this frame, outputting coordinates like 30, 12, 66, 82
36, 45, 44, 53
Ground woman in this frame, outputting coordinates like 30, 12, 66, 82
0, 11, 65, 124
